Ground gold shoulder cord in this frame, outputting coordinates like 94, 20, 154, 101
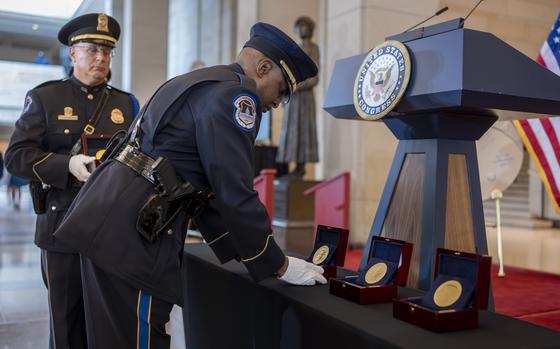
207, 231, 230, 245
32, 153, 54, 182
241, 234, 274, 263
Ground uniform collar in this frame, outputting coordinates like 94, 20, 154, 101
70, 75, 107, 94
229, 63, 244, 75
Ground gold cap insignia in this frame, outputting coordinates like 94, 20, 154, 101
110, 108, 124, 124
58, 107, 78, 121
97, 14, 109, 33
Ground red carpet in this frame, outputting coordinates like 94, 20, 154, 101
344, 249, 560, 332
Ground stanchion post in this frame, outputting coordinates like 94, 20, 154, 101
491, 189, 505, 277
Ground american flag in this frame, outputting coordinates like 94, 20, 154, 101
513, 14, 560, 213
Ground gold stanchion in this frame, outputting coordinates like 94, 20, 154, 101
491, 189, 506, 277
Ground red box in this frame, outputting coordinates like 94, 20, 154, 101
393, 248, 492, 332
329, 236, 413, 304
81, 133, 114, 167
308, 225, 349, 279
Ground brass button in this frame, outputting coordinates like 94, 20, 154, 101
51, 206, 56, 211
87, 94, 94, 100
167, 229, 173, 235
64, 128, 70, 134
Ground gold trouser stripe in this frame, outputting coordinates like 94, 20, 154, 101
71, 34, 117, 44
32, 153, 53, 183
136, 290, 152, 349
136, 291, 141, 349
207, 231, 229, 245
44, 252, 57, 349
241, 234, 274, 262
148, 297, 152, 348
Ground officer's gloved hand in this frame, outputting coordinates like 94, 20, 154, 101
279, 256, 327, 286
69, 154, 95, 182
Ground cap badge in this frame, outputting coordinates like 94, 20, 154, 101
233, 94, 257, 131
110, 108, 125, 124
353, 40, 411, 121
97, 14, 109, 33
58, 107, 78, 121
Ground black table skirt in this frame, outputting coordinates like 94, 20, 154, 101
183, 244, 560, 349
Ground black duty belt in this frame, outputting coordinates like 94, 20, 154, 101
115, 144, 156, 184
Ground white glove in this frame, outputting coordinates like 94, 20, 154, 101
279, 256, 328, 286
69, 154, 95, 182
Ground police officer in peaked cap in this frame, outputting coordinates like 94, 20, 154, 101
5, 13, 139, 348
54, 22, 325, 348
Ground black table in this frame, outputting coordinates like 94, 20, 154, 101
182, 244, 560, 349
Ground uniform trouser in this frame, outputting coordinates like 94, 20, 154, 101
40, 249, 88, 349
80, 256, 173, 349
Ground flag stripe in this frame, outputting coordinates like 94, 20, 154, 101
514, 14, 560, 213
527, 119, 560, 194
540, 42, 560, 75
514, 120, 560, 212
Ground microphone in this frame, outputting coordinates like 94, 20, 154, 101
403, 7, 449, 33
463, 0, 484, 24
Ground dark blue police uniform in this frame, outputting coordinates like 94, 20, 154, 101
5, 13, 138, 349
54, 22, 318, 348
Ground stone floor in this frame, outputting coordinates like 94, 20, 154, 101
0, 187, 49, 348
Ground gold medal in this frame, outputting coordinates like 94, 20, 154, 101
433, 280, 463, 307
110, 108, 124, 124
312, 245, 330, 265
95, 149, 106, 160
364, 262, 388, 284
58, 107, 78, 121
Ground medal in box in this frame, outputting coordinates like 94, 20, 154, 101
329, 236, 412, 304
393, 248, 491, 332
307, 225, 349, 279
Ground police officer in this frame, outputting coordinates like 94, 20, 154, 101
5, 13, 138, 349
55, 22, 325, 348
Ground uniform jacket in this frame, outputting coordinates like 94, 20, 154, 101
5, 76, 138, 252
55, 64, 286, 305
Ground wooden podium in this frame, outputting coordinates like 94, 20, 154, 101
323, 19, 560, 290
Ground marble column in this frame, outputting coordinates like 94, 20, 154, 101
121, 0, 168, 104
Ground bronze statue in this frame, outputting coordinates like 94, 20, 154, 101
276, 16, 319, 178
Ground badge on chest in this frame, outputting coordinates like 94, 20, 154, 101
58, 107, 79, 121
110, 108, 125, 124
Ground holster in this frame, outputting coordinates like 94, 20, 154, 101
29, 181, 48, 214
115, 144, 213, 243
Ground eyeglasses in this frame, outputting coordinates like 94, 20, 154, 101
73, 43, 115, 57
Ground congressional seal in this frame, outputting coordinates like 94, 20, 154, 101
353, 40, 411, 121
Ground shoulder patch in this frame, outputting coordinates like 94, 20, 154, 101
23, 94, 33, 113
232, 94, 257, 132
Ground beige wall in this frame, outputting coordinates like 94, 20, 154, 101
316, 0, 559, 245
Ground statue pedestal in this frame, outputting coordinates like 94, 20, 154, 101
272, 178, 318, 255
